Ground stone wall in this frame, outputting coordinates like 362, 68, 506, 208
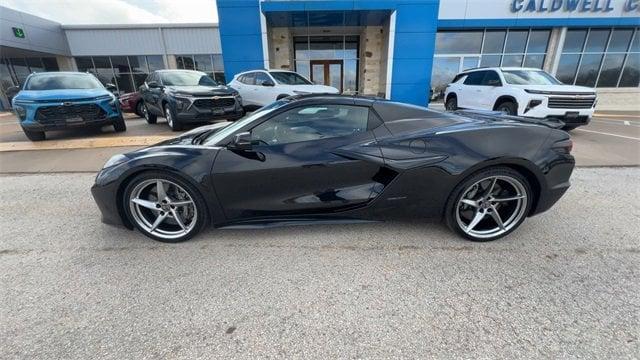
269, 27, 293, 70
360, 26, 385, 96
595, 88, 640, 112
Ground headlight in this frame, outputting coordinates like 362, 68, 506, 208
293, 90, 310, 95
174, 96, 191, 110
13, 105, 26, 120
102, 154, 128, 169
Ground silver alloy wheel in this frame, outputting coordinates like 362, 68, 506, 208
165, 106, 173, 128
455, 175, 528, 239
129, 179, 197, 240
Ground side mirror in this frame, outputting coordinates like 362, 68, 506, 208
7, 85, 20, 94
262, 80, 275, 87
105, 83, 117, 92
228, 131, 253, 151
147, 81, 161, 89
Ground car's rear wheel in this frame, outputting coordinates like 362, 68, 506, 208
143, 104, 157, 124
113, 116, 127, 132
445, 96, 458, 111
124, 172, 207, 242
165, 104, 183, 131
23, 129, 45, 141
496, 101, 517, 116
445, 167, 532, 242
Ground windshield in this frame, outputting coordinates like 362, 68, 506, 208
25, 74, 103, 90
269, 72, 312, 85
502, 70, 562, 85
160, 71, 218, 86
203, 100, 289, 145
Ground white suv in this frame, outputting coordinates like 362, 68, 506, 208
228, 69, 339, 108
444, 67, 597, 130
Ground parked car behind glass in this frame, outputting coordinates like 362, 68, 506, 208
228, 69, 339, 108
444, 67, 597, 130
118, 91, 144, 117
139, 70, 244, 131
11, 72, 126, 141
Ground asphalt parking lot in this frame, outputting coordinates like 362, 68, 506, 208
1, 168, 638, 358
0, 108, 638, 358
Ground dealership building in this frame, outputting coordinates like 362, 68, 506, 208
1, 0, 638, 110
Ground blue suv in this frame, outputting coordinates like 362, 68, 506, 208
12, 72, 126, 141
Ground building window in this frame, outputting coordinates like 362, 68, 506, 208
431, 28, 551, 101
73, 55, 165, 95
556, 27, 640, 88
175, 54, 226, 84
293, 35, 359, 94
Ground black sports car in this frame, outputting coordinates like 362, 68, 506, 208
92, 95, 574, 243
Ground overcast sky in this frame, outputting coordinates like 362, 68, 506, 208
2, 0, 219, 24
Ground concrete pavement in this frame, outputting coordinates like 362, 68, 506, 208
0, 168, 638, 359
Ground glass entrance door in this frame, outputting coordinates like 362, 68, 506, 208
310, 60, 343, 92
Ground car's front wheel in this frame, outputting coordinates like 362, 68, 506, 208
496, 101, 518, 116
124, 172, 207, 242
135, 101, 145, 118
165, 103, 183, 131
113, 116, 127, 132
445, 96, 457, 111
143, 104, 157, 124
445, 167, 532, 242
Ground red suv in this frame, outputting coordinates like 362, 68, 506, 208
118, 91, 144, 117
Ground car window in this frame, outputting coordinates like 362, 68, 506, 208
269, 71, 312, 85
160, 71, 217, 86
463, 71, 485, 85
241, 73, 256, 85
255, 72, 272, 86
452, 73, 467, 83
250, 104, 370, 146
24, 73, 103, 90
502, 70, 562, 85
481, 71, 502, 86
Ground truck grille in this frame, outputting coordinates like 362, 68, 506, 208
36, 104, 106, 122
193, 97, 236, 108
548, 97, 596, 109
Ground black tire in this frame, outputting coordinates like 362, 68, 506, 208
113, 116, 127, 132
496, 101, 518, 116
562, 125, 578, 131
135, 101, 145, 118
123, 171, 208, 243
444, 166, 532, 242
23, 129, 45, 141
143, 103, 157, 124
445, 96, 458, 111
165, 103, 183, 131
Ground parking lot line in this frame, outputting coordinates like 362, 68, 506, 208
574, 128, 640, 141
0, 135, 173, 152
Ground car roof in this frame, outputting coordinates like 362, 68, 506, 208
155, 69, 204, 73
29, 71, 93, 76
461, 67, 544, 73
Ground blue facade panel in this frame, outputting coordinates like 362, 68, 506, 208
217, 0, 264, 83
217, 0, 639, 106
389, 1, 439, 105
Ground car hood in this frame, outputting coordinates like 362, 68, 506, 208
166, 85, 236, 96
278, 84, 340, 94
511, 84, 596, 94
154, 121, 233, 146
14, 88, 112, 101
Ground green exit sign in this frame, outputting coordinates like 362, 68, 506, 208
12, 27, 25, 39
